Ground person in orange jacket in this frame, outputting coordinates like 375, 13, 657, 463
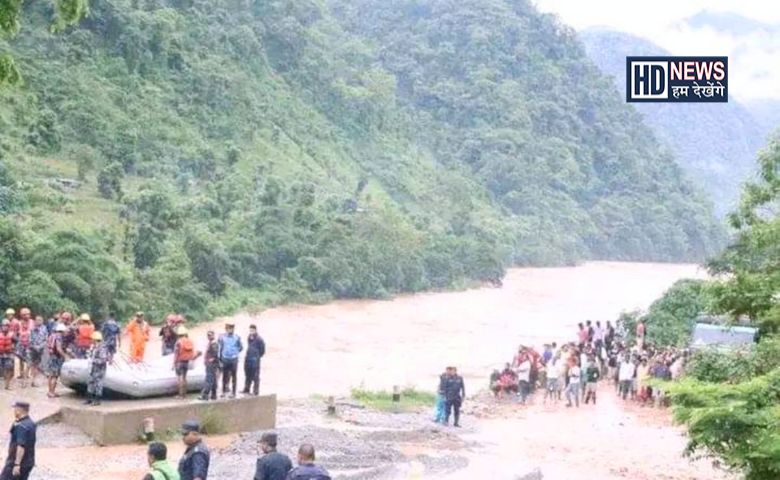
125, 312, 151, 363
74, 314, 95, 359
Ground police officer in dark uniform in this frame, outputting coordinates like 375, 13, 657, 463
178, 420, 210, 480
287, 444, 330, 480
242, 325, 265, 396
199, 331, 220, 401
253, 432, 292, 480
442, 366, 466, 427
1, 401, 36, 480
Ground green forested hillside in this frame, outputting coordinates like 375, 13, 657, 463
0, 0, 723, 321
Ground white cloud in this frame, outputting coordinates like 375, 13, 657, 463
534, 0, 780, 100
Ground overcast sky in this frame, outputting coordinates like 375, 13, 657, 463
534, 0, 780, 101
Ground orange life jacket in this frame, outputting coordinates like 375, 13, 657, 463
76, 324, 94, 348
0, 332, 14, 354
177, 338, 196, 361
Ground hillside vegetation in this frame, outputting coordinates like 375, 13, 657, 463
0, 0, 722, 321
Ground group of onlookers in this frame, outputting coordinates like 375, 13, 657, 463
487, 319, 687, 409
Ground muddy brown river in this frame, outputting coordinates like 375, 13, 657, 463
205, 261, 706, 398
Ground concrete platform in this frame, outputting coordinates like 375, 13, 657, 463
59, 394, 277, 445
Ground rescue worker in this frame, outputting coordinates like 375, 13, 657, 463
86, 331, 111, 406
1, 401, 36, 480
199, 331, 220, 401
28, 316, 48, 388
15, 308, 33, 387
101, 312, 121, 356
253, 432, 292, 480
0, 321, 16, 390
218, 323, 242, 398
178, 420, 210, 480
74, 313, 95, 359
143, 442, 180, 480
160, 314, 178, 356
46, 324, 69, 398
242, 324, 265, 396
287, 444, 331, 480
173, 327, 201, 399
126, 312, 150, 363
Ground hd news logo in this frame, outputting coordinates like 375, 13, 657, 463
626, 56, 728, 103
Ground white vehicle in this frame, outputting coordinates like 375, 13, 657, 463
60, 353, 207, 398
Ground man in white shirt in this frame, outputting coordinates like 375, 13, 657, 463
566, 362, 581, 408
618, 355, 636, 400
516, 357, 532, 405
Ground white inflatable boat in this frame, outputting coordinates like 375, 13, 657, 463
60, 354, 207, 398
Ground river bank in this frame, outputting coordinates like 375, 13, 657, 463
0, 261, 715, 479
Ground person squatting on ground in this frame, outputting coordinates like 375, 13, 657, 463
218, 323, 243, 398
143, 442, 180, 480
47, 324, 69, 398
0, 401, 36, 480
287, 444, 331, 480
200, 331, 220, 401
0, 321, 15, 390
441, 366, 465, 427
243, 324, 265, 396
173, 327, 201, 399
86, 331, 112, 406
254, 432, 293, 480
179, 420, 210, 480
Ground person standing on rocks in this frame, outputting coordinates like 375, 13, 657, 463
254, 432, 292, 480
1, 401, 36, 480
143, 442, 180, 480
218, 323, 242, 398
243, 324, 265, 396
200, 331, 220, 401
178, 420, 210, 480
287, 444, 330, 480
443, 366, 465, 427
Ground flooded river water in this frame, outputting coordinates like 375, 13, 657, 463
202, 261, 706, 397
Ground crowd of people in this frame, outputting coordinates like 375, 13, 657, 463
0, 306, 267, 405
487, 319, 688, 409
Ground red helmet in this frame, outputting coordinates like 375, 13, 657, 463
165, 313, 177, 324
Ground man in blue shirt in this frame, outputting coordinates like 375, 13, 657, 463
218, 323, 243, 398
100, 313, 122, 356
1, 401, 36, 480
